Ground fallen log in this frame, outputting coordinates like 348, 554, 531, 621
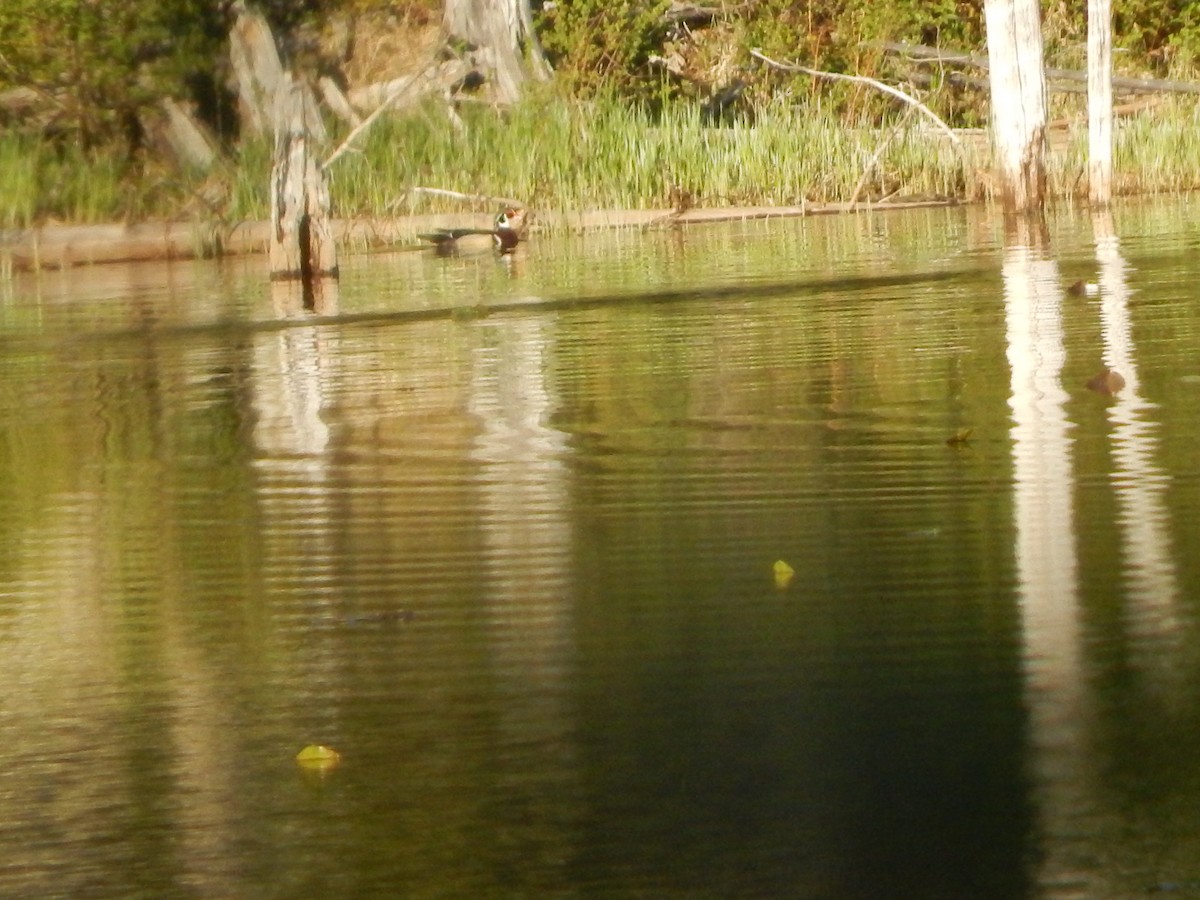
0, 201, 962, 272
345, 61, 472, 114
868, 40, 1200, 95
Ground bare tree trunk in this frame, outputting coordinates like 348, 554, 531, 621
1088, 0, 1114, 205
443, 0, 549, 103
984, 0, 1049, 213
229, 0, 325, 141
229, 0, 285, 138
270, 75, 338, 285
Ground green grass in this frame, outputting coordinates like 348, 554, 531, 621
0, 136, 200, 229
7, 91, 1200, 231
0, 136, 41, 230
303, 92, 989, 221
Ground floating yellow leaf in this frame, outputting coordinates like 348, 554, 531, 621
296, 744, 341, 770
773, 559, 795, 589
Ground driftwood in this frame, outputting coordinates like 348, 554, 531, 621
907, 69, 1082, 94
663, 2, 724, 30
317, 76, 361, 127
907, 72, 1164, 128
345, 61, 473, 114
159, 99, 218, 170
0, 86, 219, 174
869, 40, 1200, 95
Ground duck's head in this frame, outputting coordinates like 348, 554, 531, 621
495, 207, 528, 234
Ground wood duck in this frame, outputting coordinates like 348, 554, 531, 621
418, 207, 527, 257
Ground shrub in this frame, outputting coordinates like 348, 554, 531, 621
0, 0, 227, 152
536, 0, 673, 100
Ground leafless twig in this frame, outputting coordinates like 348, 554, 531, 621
750, 48, 961, 146
387, 186, 525, 214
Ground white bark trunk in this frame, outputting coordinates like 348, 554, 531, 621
984, 0, 1049, 212
1088, 0, 1114, 204
229, 1, 285, 138
229, 1, 325, 142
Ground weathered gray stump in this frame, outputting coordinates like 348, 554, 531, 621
270, 76, 338, 286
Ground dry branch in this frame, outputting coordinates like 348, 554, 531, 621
323, 56, 465, 169
389, 186, 525, 212
749, 49, 961, 146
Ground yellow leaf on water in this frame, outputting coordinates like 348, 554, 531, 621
296, 745, 341, 770
773, 559, 795, 589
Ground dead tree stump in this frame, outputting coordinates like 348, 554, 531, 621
269, 75, 338, 285
984, 0, 1049, 213
1088, 0, 1114, 205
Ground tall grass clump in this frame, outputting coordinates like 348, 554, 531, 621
318, 91, 983, 220
0, 137, 39, 230
1113, 100, 1200, 195
227, 138, 273, 223
0, 136, 137, 226
15, 91, 1200, 231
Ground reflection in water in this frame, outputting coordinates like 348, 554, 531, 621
468, 315, 580, 883
260, 280, 340, 455
253, 280, 344, 741
1092, 212, 1180, 654
1003, 228, 1092, 897
3, 205, 1200, 897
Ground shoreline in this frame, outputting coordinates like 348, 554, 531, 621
0, 199, 960, 273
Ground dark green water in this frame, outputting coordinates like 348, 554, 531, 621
2, 199, 1200, 898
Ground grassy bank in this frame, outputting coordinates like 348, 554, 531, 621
6, 92, 1200, 231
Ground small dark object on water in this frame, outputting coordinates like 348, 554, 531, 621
945, 427, 974, 447
344, 610, 416, 627
1086, 368, 1126, 395
1148, 880, 1200, 893
1067, 279, 1099, 297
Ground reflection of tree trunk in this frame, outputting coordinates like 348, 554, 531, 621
468, 317, 579, 871
984, 0, 1048, 212
442, 0, 550, 103
1003, 233, 1092, 895
1092, 211, 1180, 670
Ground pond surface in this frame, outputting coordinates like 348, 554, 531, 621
2, 198, 1200, 898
